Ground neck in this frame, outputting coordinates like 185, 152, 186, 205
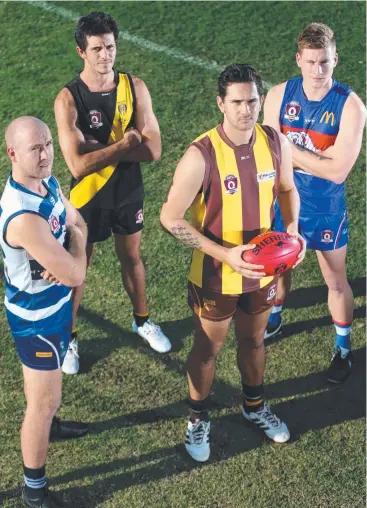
222, 121, 254, 146
80, 67, 115, 92
302, 77, 333, 101
12, 170, 47, 196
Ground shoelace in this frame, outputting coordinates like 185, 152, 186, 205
143, 320, 162, 335
256, 404, 280, 428
68, 341, 79, 358
189, 420, 210, 444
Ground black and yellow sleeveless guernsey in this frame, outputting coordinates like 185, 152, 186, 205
65, 69, 144, 212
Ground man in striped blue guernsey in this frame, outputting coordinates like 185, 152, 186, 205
1, 116, 88, 508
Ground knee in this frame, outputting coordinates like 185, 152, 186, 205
239, 335, 264, 351
325, 277, 350, 294
119, 251, 142, 268
191, 336, 225, 362
26, 392, 61, 419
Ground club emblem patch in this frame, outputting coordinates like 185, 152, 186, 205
224, 174, 238, 194
321, 230, 333, 244
135, 209, 144, 224
284, 101, 301, 122
89, 110, 103, 129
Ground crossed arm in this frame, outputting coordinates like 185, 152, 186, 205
54, 76, 161, 180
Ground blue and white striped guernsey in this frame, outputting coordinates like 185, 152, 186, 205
0, 174, 72, 337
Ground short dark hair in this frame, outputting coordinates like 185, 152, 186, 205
218, 64, 264, 98
75, 12, 119, 51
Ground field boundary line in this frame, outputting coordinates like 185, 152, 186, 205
25, 0, 272, 89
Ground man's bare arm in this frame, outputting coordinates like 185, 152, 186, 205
263, 82, 287, 131
291, 93, 367, 183
160, 146, 265, 279
54, 88, 141, 179
6, 214, 87, 287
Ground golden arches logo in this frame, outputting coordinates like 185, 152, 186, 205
320, 111, 335, 126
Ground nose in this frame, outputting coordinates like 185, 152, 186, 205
100, 47, 108, 60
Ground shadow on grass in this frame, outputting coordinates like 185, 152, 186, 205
2, 348, 364, 507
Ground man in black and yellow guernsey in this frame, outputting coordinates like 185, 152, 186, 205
55, 12, 171, 374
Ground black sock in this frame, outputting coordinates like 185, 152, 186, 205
23, 465, 47, 496
134, 312, 149, 327
71, 328, 77, 340
188, 397, 209, 422
242, 381, 265, 413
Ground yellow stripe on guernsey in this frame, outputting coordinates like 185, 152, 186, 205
70, 73, 133, 209
253, 124, 275, 288
210, 128, 243, 294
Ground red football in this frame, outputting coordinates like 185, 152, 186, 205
242, 231, 302, 276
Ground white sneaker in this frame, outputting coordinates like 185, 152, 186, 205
242, 402, 290, 443
132, 319, 171, 353
62, 339, 79, 375
185, 418, 210, 462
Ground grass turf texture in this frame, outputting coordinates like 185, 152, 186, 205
0, 2, 365, 507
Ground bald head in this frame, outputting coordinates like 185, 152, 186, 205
5, 116, 49, 150
6, 116, 54, 180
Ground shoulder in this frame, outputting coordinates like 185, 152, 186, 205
55, 87, 76, 109
265, 81, 288, 101
344, 92, 367, 120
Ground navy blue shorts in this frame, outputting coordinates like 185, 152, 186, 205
13, 324, 71, 371
274, 205, 348, 251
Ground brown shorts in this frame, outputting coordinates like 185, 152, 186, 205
188, 279, 278, 322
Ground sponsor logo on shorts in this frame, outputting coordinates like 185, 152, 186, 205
203, 298, 216, 311
257, 170, 276, 183
49, 215, 60, 234
342, 228, 347, 235
267, 284, 277, 301
224, 174, 238, 194
89, 110, 103, 129
36, 352, 53, 358
284, 101, 301, 122
321, 229, 333, 244
135, 209, 144, 224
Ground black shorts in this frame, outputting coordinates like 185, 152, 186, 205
188, 279, 278, 322
81, 201, 144, 243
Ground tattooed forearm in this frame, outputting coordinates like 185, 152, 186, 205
171, 225, 202, 249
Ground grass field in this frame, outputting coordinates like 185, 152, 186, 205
0, 2, 366, 507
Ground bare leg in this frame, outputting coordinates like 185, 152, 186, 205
235, 307, 272, 386
21, 365, 62, 468
275, 270, 292, 303
71, 243, 94, 330
316, 246, 354, 323
114, 232, 147, 315
187, 314, 232, 401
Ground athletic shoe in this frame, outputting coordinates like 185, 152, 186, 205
185, 418, 210, 462
50, 417, 89, 441
326, 347, 353, 384
132, 319, 171, 353
62, 339, 79, 375
22, 486, 65, 507
264, 319, 283, 340
242, 402, 290, 443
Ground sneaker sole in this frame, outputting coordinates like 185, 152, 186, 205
264, 323, 283, 340
62, 365, 79, 375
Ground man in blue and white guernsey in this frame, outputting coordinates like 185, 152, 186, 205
263, 23, 366, 383
1, 116, 88, 508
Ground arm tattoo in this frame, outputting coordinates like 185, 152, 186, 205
171, 225, 202, 249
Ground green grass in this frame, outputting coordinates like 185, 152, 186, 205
0, 2, 365, 507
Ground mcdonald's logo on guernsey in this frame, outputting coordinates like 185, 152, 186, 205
320, 111, 335, 126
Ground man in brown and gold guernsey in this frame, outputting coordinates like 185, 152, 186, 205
161, 64, 306, 462
55, 12, 171, 375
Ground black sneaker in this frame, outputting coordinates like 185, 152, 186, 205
22, 487, 65, 507
50, 416, 89, 441
326, 347, 353, 384
264, 319, 283, 340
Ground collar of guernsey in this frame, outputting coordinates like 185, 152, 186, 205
70, 72, 134, 209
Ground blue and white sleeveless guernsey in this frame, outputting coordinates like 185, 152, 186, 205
280, 77, 352, 216
0, 174, 72, 338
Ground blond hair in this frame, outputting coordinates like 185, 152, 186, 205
297, 23, 336, 53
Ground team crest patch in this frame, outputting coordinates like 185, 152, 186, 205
267, 284, 277, 301
284, 101, 301, 122
224, 174, 238, 194
257, 170, 276, 183
118, 103, 127, 115
135, 209, 144, 224
321, 230, 333, 244
89, 110, 103, 129
49, 215, 60, 234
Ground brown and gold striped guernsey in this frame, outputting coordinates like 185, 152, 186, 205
189, 123, 281, 295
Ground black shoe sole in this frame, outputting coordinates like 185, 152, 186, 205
264, 323, 283, 340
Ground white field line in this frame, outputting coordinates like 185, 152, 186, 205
25, 0, 272, 89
